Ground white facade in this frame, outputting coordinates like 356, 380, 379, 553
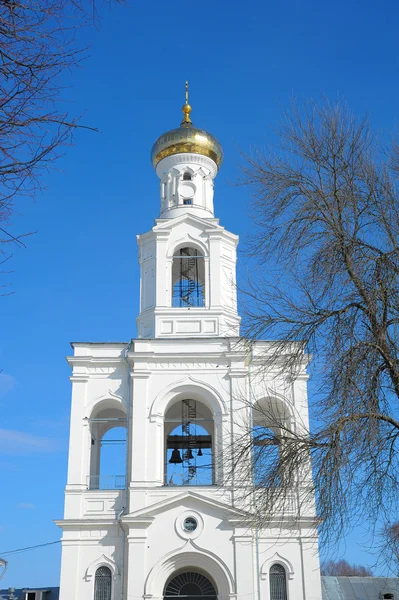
57, 103, 322, 600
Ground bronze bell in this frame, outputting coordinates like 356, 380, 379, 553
197, 448, 203, 457
169, 448, 183, 464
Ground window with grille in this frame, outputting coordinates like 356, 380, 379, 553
269, 564, 287, 600
95, 566, 112, 600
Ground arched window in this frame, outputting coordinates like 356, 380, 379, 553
172, 247, 205, 307
94, 566, 112, 600
269, 564, 287, 600
252, 398, 290, 487
183, 171, 192, 181
252, 426, 280, 487
89, 407, 127, 490
164, 571, 217, 600
165, 399, 214, 486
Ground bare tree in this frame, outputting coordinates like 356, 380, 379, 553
321, 559, 373, 577
0, 0, 122, 270
379, 522, 399, 574
235, 99, 399, 569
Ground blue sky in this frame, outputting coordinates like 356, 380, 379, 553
1, 0, 399, 588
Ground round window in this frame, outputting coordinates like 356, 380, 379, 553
183, 517, 198, 532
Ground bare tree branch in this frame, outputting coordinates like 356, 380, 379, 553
0, 0, 125, 277
233, 98, 399, 572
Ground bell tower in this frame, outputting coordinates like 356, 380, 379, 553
137, 83, 241, 339
57, 84, 322, 600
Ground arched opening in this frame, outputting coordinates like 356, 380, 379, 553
183, 172, 192, 181
89, 406, 127, 490
164, 571, 217, 600
165, 399, 214, 486
252, 398, 290, 487
94, 566, 112, 600
269, 564, 287, 600
172, 247, 205, 308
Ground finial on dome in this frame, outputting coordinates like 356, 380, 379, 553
181, 80, 192, 127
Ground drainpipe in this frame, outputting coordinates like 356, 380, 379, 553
248, 349, 261, 600
117, 508, 126, 600
118, 340, 132, 600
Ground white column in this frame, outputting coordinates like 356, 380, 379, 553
233, 529, 255, 600
208, 231, 223, 307
125, 523, 150, 600
155, 231, 170, 308
59, 542, 79, 600
129, 369, 151, 487
66, 375, 89, 491
300, 537, 322, 600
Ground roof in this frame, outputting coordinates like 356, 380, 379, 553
321, 577, 399, 600
0, 589, 59, 600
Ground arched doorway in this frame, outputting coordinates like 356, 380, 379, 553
164, 571, 217, 600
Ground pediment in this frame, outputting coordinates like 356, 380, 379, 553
154, 213, 222, 232
125, 490, 251, 522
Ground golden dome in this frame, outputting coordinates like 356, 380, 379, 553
151, 82, 223, 169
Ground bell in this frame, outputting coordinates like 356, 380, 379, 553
183, 449, 194, 461
169, 448, 183, 464
197, 448, 203, 457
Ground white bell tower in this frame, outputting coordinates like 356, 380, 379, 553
137, 83, 241, 339
57, 84, 322, 600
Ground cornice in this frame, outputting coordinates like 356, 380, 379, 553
66, 356, 127, 368
55, 519, 118, 528
156, 153, 218, 178
206, 228, 239, 244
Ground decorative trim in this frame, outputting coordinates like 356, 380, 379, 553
260, 553, 294, 581
85, 392, 127, 419
166, 234, 209, 259
144, 547, 235, 599
149, 376, 228, 420
175, 510, 204, 541
85, 554, 120, 581
156, 154, 218, 178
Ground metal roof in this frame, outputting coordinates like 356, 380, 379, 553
0, 589, 59, 600
322, 577, 399, 600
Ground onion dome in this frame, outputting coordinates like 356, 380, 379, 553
151, 82, 223, 169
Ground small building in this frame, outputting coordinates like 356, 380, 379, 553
0, 589, 59, 600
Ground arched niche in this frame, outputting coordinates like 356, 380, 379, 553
252, 396, 292, 487
88, 402, 127, 490
150, 380, 228, 486
165, 398, 214, 486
